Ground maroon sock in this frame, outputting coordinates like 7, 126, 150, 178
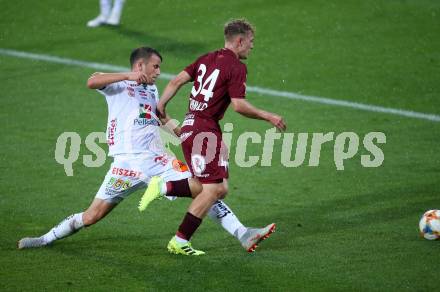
176, 212, 202, 240
166, 179, 192, 197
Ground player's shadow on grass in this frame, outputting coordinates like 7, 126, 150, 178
50, 235, 273, 290
106, 26, 209, 58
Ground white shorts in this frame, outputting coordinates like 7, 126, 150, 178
95, 153, 192, 204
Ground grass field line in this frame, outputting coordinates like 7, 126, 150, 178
1, 48, 439, 123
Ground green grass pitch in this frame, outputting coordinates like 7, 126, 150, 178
1, 0, 439, 290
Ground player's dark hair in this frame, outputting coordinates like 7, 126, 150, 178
224, 18, 255, 41
129, 47, 162, 67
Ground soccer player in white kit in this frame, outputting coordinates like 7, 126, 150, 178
87, 0, 126, 27
18, 47, 274, 252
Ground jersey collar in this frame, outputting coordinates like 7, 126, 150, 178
222, 48, 239, 59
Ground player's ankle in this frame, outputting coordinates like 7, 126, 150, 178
174, 234, 188, 244
235, 226, 248, 239
160, 179, 167, 195
40, 234, 52, 245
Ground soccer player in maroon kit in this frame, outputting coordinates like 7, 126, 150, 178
157, 19, 286, 255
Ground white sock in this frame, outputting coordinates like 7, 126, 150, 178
100, 0, 112, 17
112, 0, 126, 13
208, 200, 247, 239
42, 213, 84, 244
175, 235, 188, 244
108, 0, 125, 21
160, 180, 167, 195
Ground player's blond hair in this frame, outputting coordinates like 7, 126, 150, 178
224, 18, 255, 41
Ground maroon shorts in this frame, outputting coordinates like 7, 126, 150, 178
180, 114, 229, 184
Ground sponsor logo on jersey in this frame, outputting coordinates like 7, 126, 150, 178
134, 103, 158, 126
191, 154, 206, 175
111, 167, 142, 178
196, 173, 210, 178
127, 86, 135, 97
133, 119, 158, 126
189, 98, 208, 111
172, 159, 189, 172
137, 90, 155, 100
180, 131, 193, 142
106, 177, 132, 191
154, 154, 169, 166
182, 118, 194, 127
139, 104, 152, 119
107, 118, 117, 146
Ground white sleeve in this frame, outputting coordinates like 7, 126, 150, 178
97, 81, 126, 96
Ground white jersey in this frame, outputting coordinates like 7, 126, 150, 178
98, 81, 165, 157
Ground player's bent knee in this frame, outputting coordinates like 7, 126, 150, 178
216, 184, 228, 199
218, 192, 227, 200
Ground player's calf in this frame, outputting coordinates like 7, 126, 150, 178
83, 198, 117, 226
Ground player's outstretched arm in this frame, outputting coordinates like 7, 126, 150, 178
158, 114, 182, 137
157, 71, 192, 118
87, 72, 151, 89
230, 98, 287, 131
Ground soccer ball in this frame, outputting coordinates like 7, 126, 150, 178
419, 210, 440, 240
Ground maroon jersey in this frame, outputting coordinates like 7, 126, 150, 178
184, 48, 247, 121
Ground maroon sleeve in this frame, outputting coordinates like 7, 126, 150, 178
228, 64, 247, 99
184, 59, 199, 81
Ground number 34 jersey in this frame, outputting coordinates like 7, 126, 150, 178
184, 48, 248, 122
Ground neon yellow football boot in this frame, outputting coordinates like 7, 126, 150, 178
167, 236, 206, 256
138, 176, 164, 211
